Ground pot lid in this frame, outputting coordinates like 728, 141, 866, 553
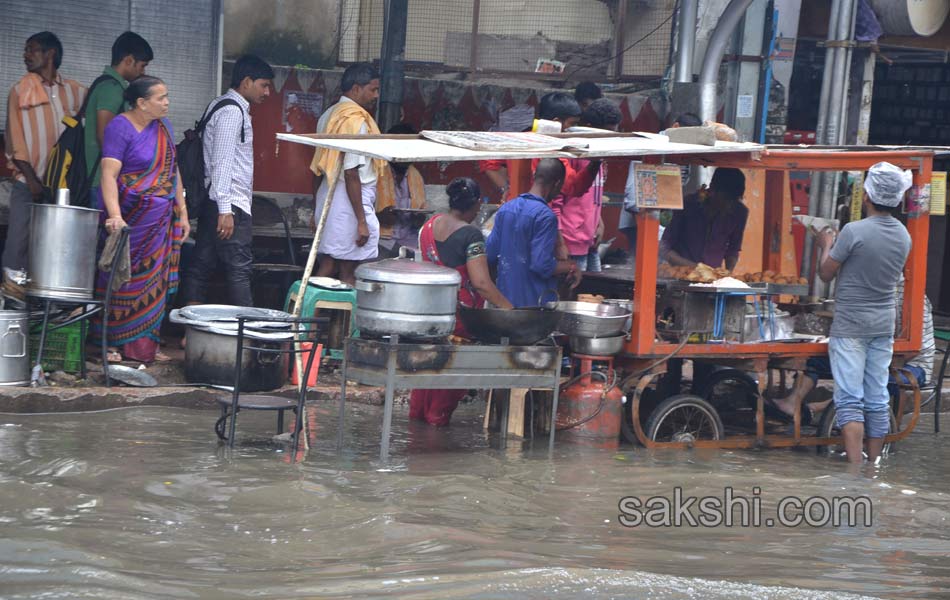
170, 306, 294, 332
30, 203, 102, 214
178, 304, 293, 327
355, 259, 461, 285
192, 324, 294, 341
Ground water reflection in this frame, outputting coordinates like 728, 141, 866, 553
0, 404, 947, 599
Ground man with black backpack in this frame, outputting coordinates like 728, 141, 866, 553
83, 31, 153, 193
179, 55, 273, 308
3, 32, 85, 298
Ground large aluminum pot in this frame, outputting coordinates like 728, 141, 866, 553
29, 204, 101, 300
354, 259, 460, 339
170, 306, 293, 392
0, 311, 29, 386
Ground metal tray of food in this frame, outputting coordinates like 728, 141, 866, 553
747, 283, 809, 296
685, 287, 771, 295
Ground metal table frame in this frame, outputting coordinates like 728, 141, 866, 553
337, 335, 563, 460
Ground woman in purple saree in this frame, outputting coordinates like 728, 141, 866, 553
92, 76, 190, 364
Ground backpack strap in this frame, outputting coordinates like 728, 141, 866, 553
198, 98, 245, 143
66, 74, 119, 204
77, 74, 120, 120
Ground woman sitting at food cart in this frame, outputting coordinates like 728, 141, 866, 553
410, 177, 513, 426
91, 76, 188, 364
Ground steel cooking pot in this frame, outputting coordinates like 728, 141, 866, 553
29, 204, 100, 300
170, 306, 293, 392
354, 259, 461, 339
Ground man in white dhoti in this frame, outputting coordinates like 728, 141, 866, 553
309, 63, 386, 285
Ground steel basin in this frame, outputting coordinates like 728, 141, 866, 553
569, 334, 626, 356
556, 301, 631, 339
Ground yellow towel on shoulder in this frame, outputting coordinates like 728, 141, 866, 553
309, 101, 390, 188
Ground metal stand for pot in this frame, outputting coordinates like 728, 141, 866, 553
338, 335, 563, 461
29, 229, 129, 387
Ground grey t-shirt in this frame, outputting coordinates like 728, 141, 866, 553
829, 215, 911, 338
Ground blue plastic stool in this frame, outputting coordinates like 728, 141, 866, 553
284, 280, 357, 360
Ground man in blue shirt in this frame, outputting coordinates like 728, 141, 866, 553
487, 159, 580, 307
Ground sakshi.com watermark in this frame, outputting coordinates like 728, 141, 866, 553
618, 487, 873, 528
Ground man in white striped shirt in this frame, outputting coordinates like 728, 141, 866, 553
3, 32, 84, 295
181, 55, 273, 307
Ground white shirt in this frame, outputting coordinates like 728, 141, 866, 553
316, 96, 377, 185
203, 88, 253, 215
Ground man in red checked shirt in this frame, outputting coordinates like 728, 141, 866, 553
480, 92, 583, 200
547, 98, 623, 273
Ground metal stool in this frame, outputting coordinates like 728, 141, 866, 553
217, 315, 327, 454
284, 280, 357, 360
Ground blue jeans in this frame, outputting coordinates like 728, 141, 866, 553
828, 336, 894, 439
572, 249, 602, 273
804, 357, 925, 396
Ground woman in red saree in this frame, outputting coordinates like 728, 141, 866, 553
410, 178, 512, 426
92, 76, 188, 363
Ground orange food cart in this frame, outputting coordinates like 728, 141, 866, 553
277, 131, 929, 452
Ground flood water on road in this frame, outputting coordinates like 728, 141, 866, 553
0, 402, 948, 599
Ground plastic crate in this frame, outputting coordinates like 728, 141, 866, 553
29, 321, 85, 374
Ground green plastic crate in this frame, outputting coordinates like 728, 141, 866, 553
29, 321, 85, 374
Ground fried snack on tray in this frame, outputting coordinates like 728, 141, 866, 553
577, 294, 605, 304
659, 262, 724, 283
694, 263, 717, 283
735, 272, 810, 286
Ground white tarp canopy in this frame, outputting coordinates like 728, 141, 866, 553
275, 131, 766, 163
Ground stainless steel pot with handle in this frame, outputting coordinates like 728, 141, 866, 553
29, 204, 101, 300
354, 259, 460, 339
0, 310, 30, 386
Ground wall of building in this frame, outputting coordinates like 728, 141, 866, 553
619, 0, 678, 78
223, 0, 340, 67
342, 0, 614, 65
246, 65, 667, 202
0, 0, 221, 139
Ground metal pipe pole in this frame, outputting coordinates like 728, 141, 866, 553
818, 0, 856, 219
613, 0, 628, 81
698, 0, 756, 122
802, 0, 842, 280
813, 0, 842, 145
675, 0, 699, 83
469, 0, 481, 74
812, 0, 857, 297
377, 0, 408, 132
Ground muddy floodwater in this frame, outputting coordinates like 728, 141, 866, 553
0, 402, 948, 599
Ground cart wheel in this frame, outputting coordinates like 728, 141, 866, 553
696, 368, 761, 421
621, 381, 660, 445
815, 404, 898, 458
645, 394, 725, 444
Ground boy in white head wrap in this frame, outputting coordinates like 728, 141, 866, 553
814, 161, 913, 464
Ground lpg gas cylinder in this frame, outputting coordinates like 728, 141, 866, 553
556, 364, 624, 449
